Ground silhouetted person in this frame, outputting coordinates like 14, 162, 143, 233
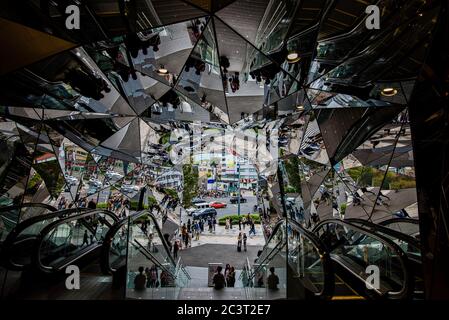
82, 230, 89, 246
213, 266, 226, 290
134, 266, 146, 290
267, 267, 279, 290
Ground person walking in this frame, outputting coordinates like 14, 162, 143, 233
184, 231, 189, 249
238, 218, 242, 230
237, 232, 242, 252
208, 218, 213, 233
243, 233, 247, 252
212, 217, 216, 233
249, 221, 256, 236
242, 216, 246, 230
187, 232, 192, 248
82, 230, 89, 246
187, 219, 191, 234
181, 224, 188, 245
173, 240, 179, 259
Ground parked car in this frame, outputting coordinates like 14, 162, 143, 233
120, 184, 140, 193
191, 198, 205, 204
230, 196, 247, 204
192, 208, 217, 220
88, 178, 103, 188
87, 186, 100, 195
186, 207, 197, 216
105, 171, 123, 181
209, 201, 227, 209
64, 174, 78, 186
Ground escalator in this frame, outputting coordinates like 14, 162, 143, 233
101, 210, 190, 299
0, 203, 57, 245
32, 209, 118, 273
346, 218, 424, 299
313, 219, 415, 300
379, 218, 420, 239
1, 207, 90, 270
242, 219, 334, 300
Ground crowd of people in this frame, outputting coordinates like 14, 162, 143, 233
133, 265, 173, 290
212, 264, 237, 289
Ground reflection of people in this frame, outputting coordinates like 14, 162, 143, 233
82, 230, 89, 246
267, 267, 279, 290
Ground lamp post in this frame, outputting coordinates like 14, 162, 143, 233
237, 162, 241, 216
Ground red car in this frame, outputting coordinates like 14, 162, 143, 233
209, 201, 227, 209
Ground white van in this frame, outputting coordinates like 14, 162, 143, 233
194, 202, 210, 210
186, 202, 210, 216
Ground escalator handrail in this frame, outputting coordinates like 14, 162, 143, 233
379, 217, 420, 231
312, 219, 414, 300
101, 210, 176, 274
131, 239, 175, 278
33, 209, 119, 273
346, 218, 421, 257
1, 207, 91, 269
288, 219, 335, 299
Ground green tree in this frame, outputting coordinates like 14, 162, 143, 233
182, 164, 199, 208
284, 157, 302, 193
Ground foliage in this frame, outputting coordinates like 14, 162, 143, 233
182, 164, 198, 208
347, 166, 416, 190
97, 202, 108, 209
148, 196, 158, 206
130, 200, 149, 210
218, 214, 260, 225
284, 186, 297, 194
340, 203, 347, 215
32, 159, 65, 198
283, 157, 302, 193
163, 188, 179, 200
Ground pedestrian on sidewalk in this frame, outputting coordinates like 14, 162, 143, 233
208, 218, 213, 233
187, 232, 192, 248
184, 231, 189, 248
238, 217, 242, 230
243, 232, 247, 252
237, 232, 242, 252
173, 240, 179, 259
213, 217, 216, 232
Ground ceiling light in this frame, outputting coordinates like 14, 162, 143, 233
157, 65, 168, 75
296, 105, 304, 110
381, 87, 398, 97
286, 51, 300, 63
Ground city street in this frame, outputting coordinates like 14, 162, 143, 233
201, 195, 257, 218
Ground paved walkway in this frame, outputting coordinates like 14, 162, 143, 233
180, 223, 265, 247
178, 244, 262, 268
